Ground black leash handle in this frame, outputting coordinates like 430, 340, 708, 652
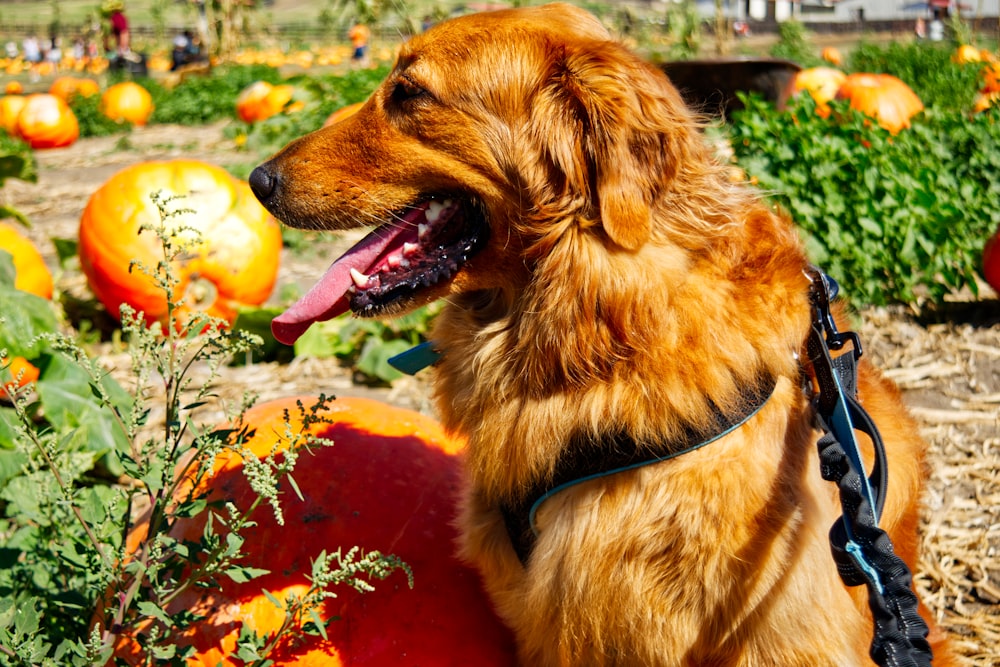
806, 267, 933, 667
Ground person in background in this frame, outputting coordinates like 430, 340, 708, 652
102, 0, 130, 56
348, 21, 370, 68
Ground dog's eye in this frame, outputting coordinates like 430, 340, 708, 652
391, 77, 428, 105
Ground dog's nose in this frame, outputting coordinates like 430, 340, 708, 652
248, 164, 276, 203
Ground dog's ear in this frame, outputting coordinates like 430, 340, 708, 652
534, 41, 694, 251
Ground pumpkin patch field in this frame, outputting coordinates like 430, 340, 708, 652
0, 41, 998, 664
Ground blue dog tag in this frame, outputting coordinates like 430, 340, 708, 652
388, 341, 442, 375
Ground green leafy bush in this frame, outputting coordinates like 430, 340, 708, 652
727, 93, 999, 305
147, 64, 284, 126
0, 195, 408, 664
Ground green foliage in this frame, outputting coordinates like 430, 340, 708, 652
663, 0, 702, 60
0, 195, 409, 664
231, 66, 389, 159
147, 64, 284, 125
68, 93, 126, 138
848, 41, 980, 111
295, 302, 441, 384
769, 20, 820, 67
0, 136, 36, 226
728, 93, 999, 305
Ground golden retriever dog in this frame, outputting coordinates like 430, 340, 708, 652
249, 4, 954, 665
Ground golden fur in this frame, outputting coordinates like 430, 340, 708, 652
252, 5, 954, 664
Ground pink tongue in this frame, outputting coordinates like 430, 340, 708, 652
272, 221, 414, 345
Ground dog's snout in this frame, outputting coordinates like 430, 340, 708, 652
248, 164, 277, 204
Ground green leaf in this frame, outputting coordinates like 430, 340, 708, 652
0, 285, 59, 358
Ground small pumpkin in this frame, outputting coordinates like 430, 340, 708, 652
49, 76, 100, 102
788, 66, 846, 117
235, 81, 296, 123
107, 396, 517, 666
77, 159, 282, 327
834, 73, 924, 134
4, 81, 23, 95
952, 44, 983, 64
15, 93, 80, 149
821, 46, 843, 67
100, 81, 154, 126
0, 356, 40, 401
984, 227, 1000, 294
0, 95, 27, 136
0, 222, 54, 299
322, 101, 365, 128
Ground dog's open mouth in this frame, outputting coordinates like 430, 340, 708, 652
271, 197, 488, 345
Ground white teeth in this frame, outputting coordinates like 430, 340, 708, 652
387, 253, 402, 269
350, 268, 371, 289
418, 223, 429, 239
426, 200, 445, 223
399, 258, 411, 269
403, 242, 420, 256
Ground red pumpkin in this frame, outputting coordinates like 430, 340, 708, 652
77, 160, 282, 327
984, 227, 1000, 294
0, 221, 54, 299
107, 396, 517, 666
15, 93, 80, 149
100, 81, 154, 126
835, 73, 924, 134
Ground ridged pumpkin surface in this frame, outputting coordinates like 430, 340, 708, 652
835, 73, 924, 134
100, 81, 154, 126
0, 221, 54, 299
15, 93, 79, 149
112, 396, 517, 666
77, 159, 281, 326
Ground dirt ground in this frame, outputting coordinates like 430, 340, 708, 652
3, 122, 999, 664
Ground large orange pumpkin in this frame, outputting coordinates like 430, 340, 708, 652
77, 160, 282, 327
834, 73, 924, 134
235, 81, 296, 123
0, 95, 27, 136
788, 66, 847, 117
108, 396, 517, 666
100, 81, 154, 126
15, 93, 80, 149
49, 76, 100, 102
0, 221, 54, 299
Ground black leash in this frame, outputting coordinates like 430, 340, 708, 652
805, 266, 933, 667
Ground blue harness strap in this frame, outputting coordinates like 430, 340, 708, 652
805, 267, 933, 667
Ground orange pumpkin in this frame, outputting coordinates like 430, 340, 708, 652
0, 95, 27, 136
0, 222, 54, 299
14, 93, 80, 149
100, 81, 154, 126
235, 81, 296, 123
322, 101, 365, 128
835, 73, 924, 134
0, 356, 40, 401
49, 76, 100, 102
973, 89, 1000, 113
952, 44, 982, 64
4, 81, 23, 95
788, 66, 846, 117
107, 396, 517, 666
77, 160, 282, 327
981, 61, 1000, 93
821, 46, 843, 67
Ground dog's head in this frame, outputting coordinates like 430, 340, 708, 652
251, 3, 717, 345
